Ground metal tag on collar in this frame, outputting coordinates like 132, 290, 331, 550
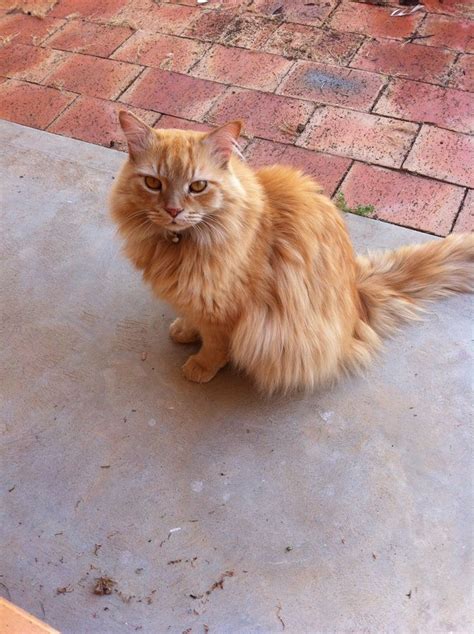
169, 231, 180, 244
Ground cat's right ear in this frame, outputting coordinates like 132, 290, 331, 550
118, 111, 153, 160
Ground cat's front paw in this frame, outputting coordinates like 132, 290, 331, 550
169, 318, 200, 344
182, 356, 219, 383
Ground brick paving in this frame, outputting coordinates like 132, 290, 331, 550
0, 0, 472, 236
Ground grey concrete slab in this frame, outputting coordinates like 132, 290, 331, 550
0, 120, 472, 634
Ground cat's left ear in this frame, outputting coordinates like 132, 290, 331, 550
118, 110, 153, 160
203, 120, 242, 168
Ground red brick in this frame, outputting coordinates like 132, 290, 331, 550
265, 23, 363, 65
0, 42, 66, 82
44, 53, 142, 99
112, 32, 209, 72
277, 60, 385, 111
447, 54, 474, 92
156, 115, 215, 132
374, 79, 474, 134
0, 14, 65, 45
0, 78, 75, 128
109, 1, 200, 33
220, 12, 279, 49
120, 68, 225, 120
351, 40, 456, 84
299, 106, 417, 168
183, 8, 237, 41
453, 190, 474, 233
245, 138, 351, 196
252, 0, 337, 25
44, 19, 133, 57
207, 88, 314, 144
404, 126, 474, 188
418, 14, 474, 53
50, 0, 128, 19
329, 0, 423, 40
191, 44, 293, 91
422, 0, 472, 17
48, 95, 158, 148
339, 162, 464, 236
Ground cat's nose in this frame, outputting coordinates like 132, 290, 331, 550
164, 206, 183, 218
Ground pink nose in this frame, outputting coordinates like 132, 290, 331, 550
164, 206, 183, 218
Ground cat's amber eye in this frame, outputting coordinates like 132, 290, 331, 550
144, 176, 162, 191
189, 180, 207, 193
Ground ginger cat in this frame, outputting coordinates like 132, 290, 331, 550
109, 111, 473, 394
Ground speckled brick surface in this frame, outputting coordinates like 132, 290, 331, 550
0, 0, 472, 234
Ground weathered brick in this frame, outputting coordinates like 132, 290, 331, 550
110, 0, 200, 33
245, 138, 351, 196
191, 44, 293, 91
0, 78, 75, 129
264, 23, 363, 65
0, 14, 65, 45
183, 8, 237, 42
252, 0, 337, 25
207, 88, 314, 144
112, 32, 209, 72
299, 106, 418, 168
0, 42, 67, 83
351, 40, 456, 84
329, 0, 423, 40
277, 60, 385, 111
418, 14, 474, 53
339, 162, 464, 236
220, 12, 279, 49
404, 126, 474, 188
447, 54, 474, 92
422, 0, 472, 17
453, 190, 473, 233
50, 0, 128, 19
48, 95, 158, 149
120, 68, 225, 119
374, 79, 474, 134
156, 115, 215, 132
44, 19, 133, 57
44, 53, 142, 99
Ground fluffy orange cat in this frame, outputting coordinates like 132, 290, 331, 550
109, 111, 473, 394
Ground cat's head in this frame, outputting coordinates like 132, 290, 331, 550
113, 111, 243, 238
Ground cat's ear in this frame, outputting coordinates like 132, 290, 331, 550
203, 120, 242, 168
118, 110, 153, 160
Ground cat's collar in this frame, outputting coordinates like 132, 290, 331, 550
166, 230, 181, 244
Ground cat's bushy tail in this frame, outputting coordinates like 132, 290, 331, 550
355, 233, 474, 339
345, 233, 473, 374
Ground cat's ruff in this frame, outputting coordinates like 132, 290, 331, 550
110, 111, 474, 395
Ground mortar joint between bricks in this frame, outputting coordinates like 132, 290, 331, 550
370, 76, 390, 114
332, 158, 355, 199
45, 92, 79, 130
114, 65, 146, 102
448, 187, 469, 233
272, 58, 298, 94
444, 50, 463, 88
107, 29, 137, 59
400, 121, 422, 167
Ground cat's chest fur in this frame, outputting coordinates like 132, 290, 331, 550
142, 237, 242, 323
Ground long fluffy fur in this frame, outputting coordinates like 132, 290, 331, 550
110, 116, 473, 395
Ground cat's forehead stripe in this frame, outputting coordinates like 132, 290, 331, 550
155, 135, 199, 180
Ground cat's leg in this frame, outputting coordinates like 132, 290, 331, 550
182, 324, 229, 383
169, 317, 200, 344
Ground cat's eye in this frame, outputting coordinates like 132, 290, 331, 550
144, 176, 162, 191
189, 180, 207, 193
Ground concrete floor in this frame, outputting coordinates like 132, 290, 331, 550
0, 120, 472, 634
